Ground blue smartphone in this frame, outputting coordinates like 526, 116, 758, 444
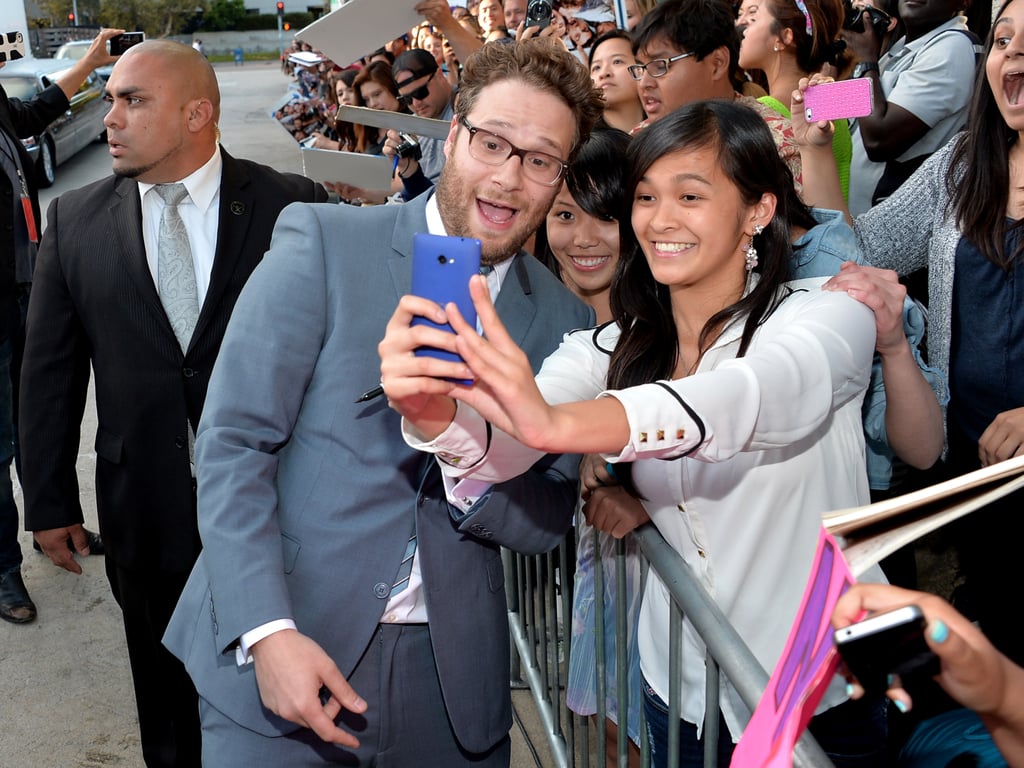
410, 233, 482, 383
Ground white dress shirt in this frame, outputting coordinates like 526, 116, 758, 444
405, 277, 884, 737
139, 146, 223, 307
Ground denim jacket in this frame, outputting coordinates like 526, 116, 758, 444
791, 208, 947, 489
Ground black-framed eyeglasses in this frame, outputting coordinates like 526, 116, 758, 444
627, 51, 696, 80
459, 117, 568, 186
397, 70, 436, 106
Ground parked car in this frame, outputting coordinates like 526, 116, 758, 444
0, 58, 109, 188
54, 38, 115, 83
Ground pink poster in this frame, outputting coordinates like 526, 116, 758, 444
730, 527, 856, 767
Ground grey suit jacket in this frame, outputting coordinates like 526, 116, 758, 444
165, 193, 594, 752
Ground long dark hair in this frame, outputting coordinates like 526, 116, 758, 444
330, 67, 360, 151
948, 0, 1024, 269
537, 127, 632, 280
607, 100, 814, 392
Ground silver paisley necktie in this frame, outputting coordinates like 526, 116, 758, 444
155, 183, 199, 352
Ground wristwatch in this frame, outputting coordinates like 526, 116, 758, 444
852, 61, 880, 78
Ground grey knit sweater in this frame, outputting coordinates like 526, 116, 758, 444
853, 135, 967, 406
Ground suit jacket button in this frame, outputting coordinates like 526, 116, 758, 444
183, 367, 195, 378
373, 582, 390, 599
174, 436, 185, 449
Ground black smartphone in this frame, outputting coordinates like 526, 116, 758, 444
410, 233, 482, 383
843, 1, 891, 36
109, 32, 145, 56
526, 0, 553, 30
0, 31, 26, 63
834, 605, 940, 693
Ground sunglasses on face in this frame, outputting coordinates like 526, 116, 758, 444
397, 70, 435, 105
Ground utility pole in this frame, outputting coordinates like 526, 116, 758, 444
276, 2, 284, 57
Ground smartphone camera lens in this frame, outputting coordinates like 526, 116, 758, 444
437, 255, 447, 264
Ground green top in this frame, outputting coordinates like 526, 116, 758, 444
758, 94, 852, 202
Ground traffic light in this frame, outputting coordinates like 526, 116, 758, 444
68, 12, 76, 25
276, 2, 284, 16
283, 21, 291, 30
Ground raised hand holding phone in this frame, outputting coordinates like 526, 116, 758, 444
803, 78, 873, 123
410, 233, 481, 383
834, 604, 939, 694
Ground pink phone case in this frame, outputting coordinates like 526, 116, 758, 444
803, 79, 873, 123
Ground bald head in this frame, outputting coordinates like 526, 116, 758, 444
103, 39, 223, 183
119, 40, 221, 122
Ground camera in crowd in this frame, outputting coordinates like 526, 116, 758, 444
395, 132, 423, 162
526, 0, 553, 30
843, 0, 892, 37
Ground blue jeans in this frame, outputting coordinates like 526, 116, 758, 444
643, 677, 888, 768
0, 334, 21, 575
642, 679, 735, 768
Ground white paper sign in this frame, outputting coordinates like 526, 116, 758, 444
300, 147, 394, 190
336, 105, 452, 141
296, 0, 424, 67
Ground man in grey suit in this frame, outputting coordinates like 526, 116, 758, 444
20, 41, 326, 767
164, 38, 602, 766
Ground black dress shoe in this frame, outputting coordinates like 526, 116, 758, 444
0, 570, 37, 624
32, 528, 105, 556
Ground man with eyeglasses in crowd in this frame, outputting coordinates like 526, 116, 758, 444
630, 0, 803, 185
163, 37, 601, 767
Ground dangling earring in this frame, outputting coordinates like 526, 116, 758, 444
744, 223, 764, 272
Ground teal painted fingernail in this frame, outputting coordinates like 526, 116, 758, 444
887, 674, 895, 686
930, 619, 949, 644
894, 699, 909, 714
845, 683, 855, 697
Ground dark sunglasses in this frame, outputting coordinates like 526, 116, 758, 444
397, 70, 435, 105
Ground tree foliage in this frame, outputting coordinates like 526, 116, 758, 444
203, 0, 246, 31
37, 0, 102, 26
97, 0, 208, 36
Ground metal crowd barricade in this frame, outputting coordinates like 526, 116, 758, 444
505, 522, 836, 768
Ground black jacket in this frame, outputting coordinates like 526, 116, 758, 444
0, 82, 69, 338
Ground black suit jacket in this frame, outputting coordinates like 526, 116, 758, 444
0, 82, 69, 336
19, 150, 327, 572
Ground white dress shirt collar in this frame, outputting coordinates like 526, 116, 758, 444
138, 145, 222, 214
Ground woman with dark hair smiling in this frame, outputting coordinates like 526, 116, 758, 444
382, 99, 888, 767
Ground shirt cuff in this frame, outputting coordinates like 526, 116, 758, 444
236, 619, 297, 666
601, 382, 706, 462
442, 471, 494, 517
401, 401, 491, 474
